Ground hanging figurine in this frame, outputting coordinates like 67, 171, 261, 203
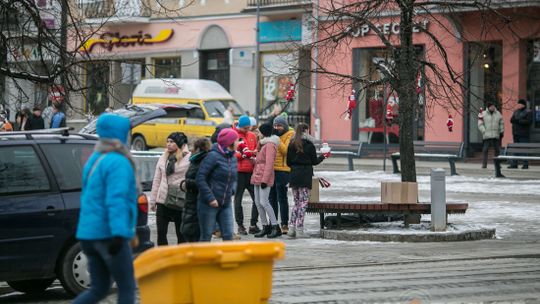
285, 83, 295, 102
340, 89, 357, 120
478, 107, 484, 122
447, 114, 454, 132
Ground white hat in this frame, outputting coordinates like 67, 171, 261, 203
249, 116, 257, 126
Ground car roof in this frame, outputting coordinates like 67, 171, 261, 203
0, 128, 98, 143
132, 79, 234, 100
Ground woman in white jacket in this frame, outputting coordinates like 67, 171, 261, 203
150, 132, 191, 245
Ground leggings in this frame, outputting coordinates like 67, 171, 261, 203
254, 185, 277, 226
289, 187, 310, 228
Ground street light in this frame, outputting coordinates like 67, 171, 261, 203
255, 0, 261, 120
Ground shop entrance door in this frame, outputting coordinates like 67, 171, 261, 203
200, 49, 230, 92
527, 40, 540, 143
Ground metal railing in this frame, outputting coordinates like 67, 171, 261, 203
246, 0, 311, 7
78, 0, 151, 19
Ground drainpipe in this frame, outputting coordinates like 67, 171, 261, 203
312, 0, 321, 139
255, 0, 261, 119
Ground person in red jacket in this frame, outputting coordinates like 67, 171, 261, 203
233, 115, 260, 235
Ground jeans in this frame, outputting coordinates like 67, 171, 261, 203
73, 239, 136, 304
510, 135, 530, 167
198, 201, 234, 241
233, 172, 259, 227
482, 138, 500, 168
254, 185, 277, 226
156, 203, 184, 245
269, 171, 290, 226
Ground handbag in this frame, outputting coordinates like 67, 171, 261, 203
164, 184, 186, 210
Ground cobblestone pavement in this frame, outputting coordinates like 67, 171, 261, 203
2, 162, 540, 303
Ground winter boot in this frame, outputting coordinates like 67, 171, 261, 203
267, 225, 282, 238
254, 225, 271, 238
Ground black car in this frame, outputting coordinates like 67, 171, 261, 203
0, 105, 165, 296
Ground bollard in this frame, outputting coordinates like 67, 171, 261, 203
431, 168, 446, 231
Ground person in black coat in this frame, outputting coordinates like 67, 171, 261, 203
508, 99, 533, 169
180, 138, 211, 242
27, 106, 45, 130
286, 123, 330, 238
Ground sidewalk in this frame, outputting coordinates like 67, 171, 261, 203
317, 157, 540, 179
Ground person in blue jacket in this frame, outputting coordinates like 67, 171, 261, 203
74, 113, 138, 304
196, 128, 239, 241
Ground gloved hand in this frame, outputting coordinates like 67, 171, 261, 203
261, 183, 267, 189
108, 237, 124, 255
323, 152, 331, 159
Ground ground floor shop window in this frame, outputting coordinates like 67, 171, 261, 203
353, 47, 425, 143
467, 42, 502, 146
526, 40, 540, 142
85, 61, 110, 114
153, 57, 181, 78
260, 52, 298, 115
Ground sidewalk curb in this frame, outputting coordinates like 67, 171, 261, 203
320, 227, 496, 242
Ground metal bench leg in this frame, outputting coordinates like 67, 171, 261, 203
337, 213, 342, 229
391, 156, 400, 174
494, 159, 505, 178
347, 156, 354, 171
449, 160, 458, 176
319, 212, 325, 230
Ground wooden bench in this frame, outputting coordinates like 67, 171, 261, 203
391, 141, 464, 176
307, 202, 469, 228
493, 143, 540, 177
313, 140, 362, 171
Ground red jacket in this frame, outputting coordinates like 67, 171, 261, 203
234, 127, 258, 173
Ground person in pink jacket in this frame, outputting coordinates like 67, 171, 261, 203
149, 132, 191, 245
250, 123, 282, 238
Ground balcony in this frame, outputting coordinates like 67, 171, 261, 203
243, 0, 312, 15
78, 0, 152, 24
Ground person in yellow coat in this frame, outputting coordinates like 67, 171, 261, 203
269, 115, 294, 234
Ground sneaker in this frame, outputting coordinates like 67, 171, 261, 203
212, 230, 221, 238
237, 226, 248, 235
281, 225, 289, 235
287, 226, 296, 239
233, 233, 242, 240
248, 225, 261, 234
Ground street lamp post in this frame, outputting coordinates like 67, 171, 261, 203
254, 0, 261, 120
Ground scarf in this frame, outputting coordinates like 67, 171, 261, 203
94, 139, 142, 194
166, 153, 177, 176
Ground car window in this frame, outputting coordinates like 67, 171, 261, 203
204, 100, 244, 118
0, 146, 50, 195
40, 144, 94, 191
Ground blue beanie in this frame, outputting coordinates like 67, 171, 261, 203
237, 115, 251, 128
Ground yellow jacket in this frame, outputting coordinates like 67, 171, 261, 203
274, 129, 295, 172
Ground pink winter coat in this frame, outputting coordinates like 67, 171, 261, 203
250, 135, 280, 187
149, 149, 191, 209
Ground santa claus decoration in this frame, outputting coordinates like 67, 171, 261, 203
285, 83, 295, 102
447, 114, 454, 132
341, 89, 357, 120
237, 140, 254, 159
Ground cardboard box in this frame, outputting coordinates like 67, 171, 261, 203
381, 182, 418, 204
309, 177, 319, 203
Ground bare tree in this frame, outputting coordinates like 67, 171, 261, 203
298, 0, 537, 182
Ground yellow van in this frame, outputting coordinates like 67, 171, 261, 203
131, 79, 245, 150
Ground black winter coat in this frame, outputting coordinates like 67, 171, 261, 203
510, 108, 532, 137
28, 115, 45, 130
180, 151, 208, 242
286, 136, 324, 189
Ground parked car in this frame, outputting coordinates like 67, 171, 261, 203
0, 107, 163, 296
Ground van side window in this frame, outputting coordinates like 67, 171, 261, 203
40, 144, 94, 191
0, 146, 50, 195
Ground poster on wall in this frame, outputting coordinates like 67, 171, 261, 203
534, 40, 540, 63
261, 53, 298, 110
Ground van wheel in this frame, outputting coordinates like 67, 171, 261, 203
132, 135, 147, 151
7, 278, 55, 294
58, 243, 90, 297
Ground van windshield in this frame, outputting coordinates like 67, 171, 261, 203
204, 100, 244, 118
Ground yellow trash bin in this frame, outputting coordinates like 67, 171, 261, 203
134, 241, 285, 304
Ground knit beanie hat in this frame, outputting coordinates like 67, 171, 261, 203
258, 123, 273, 137
273, 115, 289, 129
518, 99, 527, 106
249, 116, 257, 127
217, 128, 239, 147
168, 132, 188, 147
237, 115, 251, 128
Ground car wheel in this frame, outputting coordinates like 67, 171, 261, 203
58, 243, 90, 297
131, 135, 147, 151
7, 278, 55, 294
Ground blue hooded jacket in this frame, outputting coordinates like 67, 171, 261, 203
196, 144, 238, 206
76, 114, 137, 240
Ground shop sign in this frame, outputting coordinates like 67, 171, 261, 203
229, 48, 253, 68
348, 20, 429, 37
80, 29, 174, 52
8, 44, 55, 62
259, 20, 302, 43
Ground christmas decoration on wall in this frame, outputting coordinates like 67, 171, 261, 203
285, 83, 295, 102
341, 89, 357, 120
447, 114, 454, 132
478, 107, 484, 121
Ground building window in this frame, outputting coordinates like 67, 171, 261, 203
261, 52, 297, 115
526, 40, 540, 140
153, 57, 181, 79
200, 50, 229, 91
85, 61, 110, 114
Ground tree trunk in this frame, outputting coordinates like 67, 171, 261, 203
396, 2, 417, 183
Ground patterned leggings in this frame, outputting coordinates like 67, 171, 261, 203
289, 187, 310, 228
